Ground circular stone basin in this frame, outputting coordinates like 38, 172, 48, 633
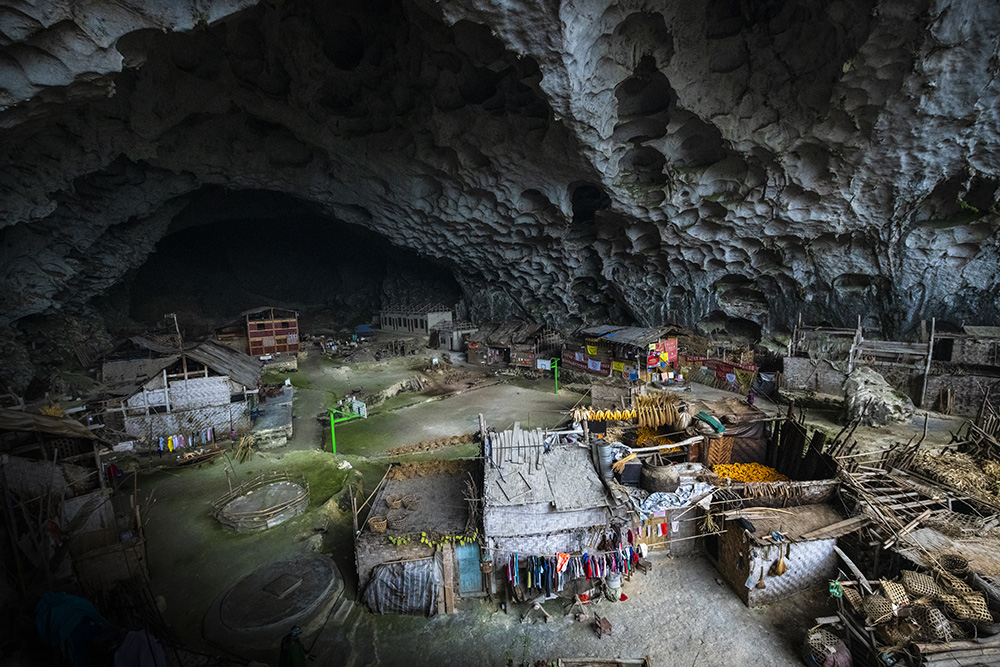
204, 554, 344, 652
215, 480, 307, 532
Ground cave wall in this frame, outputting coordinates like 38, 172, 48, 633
1, 0, 999, 346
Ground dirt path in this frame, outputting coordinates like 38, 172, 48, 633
324, 554, 827, 667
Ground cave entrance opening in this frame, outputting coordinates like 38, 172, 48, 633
112, 189, 463, 338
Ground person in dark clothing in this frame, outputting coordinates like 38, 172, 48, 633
279, 625, 312, 667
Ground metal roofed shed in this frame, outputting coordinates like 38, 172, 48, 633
481, 425, 617, 582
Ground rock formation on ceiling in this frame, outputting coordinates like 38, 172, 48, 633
1, 0, 999, 344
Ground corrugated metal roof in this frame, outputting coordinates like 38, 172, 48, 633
124, 339, 261, 389
579, 325, 671, 346
0, 408, 97, 440
130, 336, 179, 355
186, 340, 261, 388
484, 439, 609, 511
468, 322, 545, 346
963, 325, 1000, 338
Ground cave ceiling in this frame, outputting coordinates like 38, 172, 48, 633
1, 0, 999, 338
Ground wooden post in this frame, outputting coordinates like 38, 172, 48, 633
478, 413, 489, 464
94, 443, 106, 489
162, 369, 171, 414
920, 317, 935, 409
351, 490, 358, 535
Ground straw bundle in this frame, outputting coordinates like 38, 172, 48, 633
913, 451, 998, 501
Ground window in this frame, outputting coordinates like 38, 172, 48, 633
150, 405, 168, 414
932, 338, 954, 362
256, 323, 266, 330
230, 394, 246, 403
281, 321, 289, 328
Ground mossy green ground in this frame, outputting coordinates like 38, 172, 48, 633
139, 349, 582, 661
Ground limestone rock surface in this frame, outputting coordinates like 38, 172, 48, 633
0, 0, 999, 339
843, 365, 915, 427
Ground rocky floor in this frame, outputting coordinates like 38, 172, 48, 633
130, 348, 873, 666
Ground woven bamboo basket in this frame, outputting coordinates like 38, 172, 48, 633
939, 553, 971, 576
963, 593, 993, 622
937, 569, 974, 595
402, 494, 420, 510
863, 594, 895, 625
385, 493, 403, 510
937, 593, 973, 620
368, 515, 387, 533
914, 605, 952, 643
386, 509, 407, 530
902, 570, 939, 598
881, 579, 910, 607
843, 587, 864, 613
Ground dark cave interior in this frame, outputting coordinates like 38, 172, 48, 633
113, 189, 463, 336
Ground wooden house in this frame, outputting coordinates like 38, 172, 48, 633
563, 325, 677, 380
429, 320, 478, 352
467, 322, 562, 367
924, 324, 1000, 415
481, 425, 636, 600
379, 305, 453, 336
245, 307, 300, 358
107, 339, 261, 442
710, 502, 851, 607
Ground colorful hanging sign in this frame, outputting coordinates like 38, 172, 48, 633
586, 345, 598, 355
587, 359, 602, 371
575, 352, 585, 362
536, 359, 551, 370
612, 361, 624, 372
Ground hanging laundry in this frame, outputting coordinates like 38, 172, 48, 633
167, 436, 174, 452
556, 553, 569, 573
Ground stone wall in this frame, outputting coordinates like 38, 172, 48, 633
923, 370, 1000, 416
953, 338, 1000, 366
782, 357, 847, 395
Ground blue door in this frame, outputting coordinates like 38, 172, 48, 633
455, 543, 483, 596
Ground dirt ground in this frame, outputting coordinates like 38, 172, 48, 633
318, 554, 830, 667
134, 344, 961, 666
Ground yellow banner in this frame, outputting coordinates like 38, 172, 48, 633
586, 345, 597, 355
649, 343, 656, 351
612, 361, 624, 372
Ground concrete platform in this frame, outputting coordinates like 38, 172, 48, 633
253, 386, 294, 449
203, 554, 343, 653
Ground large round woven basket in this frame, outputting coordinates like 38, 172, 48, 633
385, 494, 403, 510
403, 494, 420, 510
